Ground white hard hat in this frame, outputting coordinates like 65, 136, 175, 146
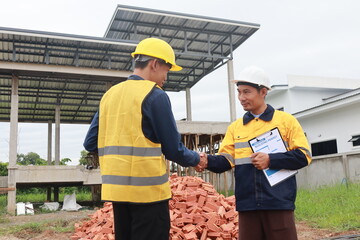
233, 65, 271, 90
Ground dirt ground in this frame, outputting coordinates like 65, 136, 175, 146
0, 210, 359, 240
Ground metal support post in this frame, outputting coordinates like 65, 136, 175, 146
227, 60, 236, 122
186, 88, 192, 121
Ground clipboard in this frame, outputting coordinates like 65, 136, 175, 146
248, 127, 297, 186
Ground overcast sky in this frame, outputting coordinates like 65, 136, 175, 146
0, 0, 359, 164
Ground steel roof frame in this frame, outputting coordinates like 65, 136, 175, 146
0, 5, 259, 123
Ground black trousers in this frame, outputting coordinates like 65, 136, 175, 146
238, 210, 298, 240
112, 200, 170, 240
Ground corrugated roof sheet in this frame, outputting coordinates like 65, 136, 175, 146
104, 5, 259, 91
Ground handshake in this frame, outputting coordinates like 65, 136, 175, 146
194, 152, 208, 172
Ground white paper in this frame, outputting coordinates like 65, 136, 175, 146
249, 128, 297, 186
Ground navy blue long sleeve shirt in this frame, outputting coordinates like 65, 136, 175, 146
83, 75, 199, 167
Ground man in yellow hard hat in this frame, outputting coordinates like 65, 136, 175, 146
84, 38, 206, 240
196, 66, 312, 240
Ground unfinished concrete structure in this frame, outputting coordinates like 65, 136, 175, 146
0, 5, 260, 213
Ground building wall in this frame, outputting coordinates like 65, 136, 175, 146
298, 101, 360, 154
266, 90, 290, 111
296, 151, 360, 189
268, 87, 349, 114
287, 87, 347, 113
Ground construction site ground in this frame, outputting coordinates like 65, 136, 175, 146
0, 210, 359, 240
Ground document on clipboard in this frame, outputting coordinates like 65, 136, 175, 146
248, 127, 297, 187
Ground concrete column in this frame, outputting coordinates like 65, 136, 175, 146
47, 121, 52, 201
54, 106, 60, 165
54, 106, 60, 202
185, 88, 192, 121
227, 60, 236, 122
47, 121, 52, 164
7, 75, 19, 214
54, 187, 59, 202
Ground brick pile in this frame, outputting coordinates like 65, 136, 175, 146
71, 174, 238, 240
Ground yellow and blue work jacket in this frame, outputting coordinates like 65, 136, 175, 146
94, 77, 199, 203
207, 105, 311, 211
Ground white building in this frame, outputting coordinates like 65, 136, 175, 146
267, 75, 360, 156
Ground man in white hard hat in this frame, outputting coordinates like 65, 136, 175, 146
84, 37, 206, 240
197, 66, 312, 240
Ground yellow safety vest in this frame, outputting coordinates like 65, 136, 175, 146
98, 80, 170, 203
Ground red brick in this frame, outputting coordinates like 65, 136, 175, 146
207, 231, 221, 237
200, 229, 208, 240
101, 227, 113, 234
183, 224, 196, 233
74, 175, 239, 240
198, 195, 206, 207
184, 231, 197, 240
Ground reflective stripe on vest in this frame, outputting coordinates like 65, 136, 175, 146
299, 147, 312, 158
235, 142, 250, 149
235, 157, 252, 165
234, 141, 251, 165
102, 173, 168, 186
233, 140, 290, 165
219, 152, 235, 164
98, 146, 162, 157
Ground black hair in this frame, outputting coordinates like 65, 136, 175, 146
134, 60, 150, 69
133, 54, 172, 70
236, 81, 267, 92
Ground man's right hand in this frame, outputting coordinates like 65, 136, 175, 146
195, 152, 208, 172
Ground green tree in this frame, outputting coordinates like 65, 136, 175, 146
59, 157, 72, 165
17, 152, 47, 165
50, 157, 72, 165
0, 162, 8, 176
79, 150, 88, 166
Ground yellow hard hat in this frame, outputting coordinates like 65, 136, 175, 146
131, 38, 182, 71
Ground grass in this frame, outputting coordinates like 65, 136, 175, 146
0, 184, 359, 233
0, 188, 92, 237
295, 183, 360, 231
0, 219, 77, 237
0, 194, 7, 217
15, 191, 92, 203
222, 183, 360, 232
0, 187, 92, 216
219, 189, 234, 197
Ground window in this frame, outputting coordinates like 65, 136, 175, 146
311, 139, 338, 157
348, 135, 360, 147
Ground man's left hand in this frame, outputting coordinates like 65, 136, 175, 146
250, 152, 270, 170
195, 152, 208, 172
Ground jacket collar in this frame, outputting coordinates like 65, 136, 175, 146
243, 104, 275, 125
128, 74, 144, 80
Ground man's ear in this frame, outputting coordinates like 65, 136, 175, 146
149, 59, 158, 71
260, 88, 268, 97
